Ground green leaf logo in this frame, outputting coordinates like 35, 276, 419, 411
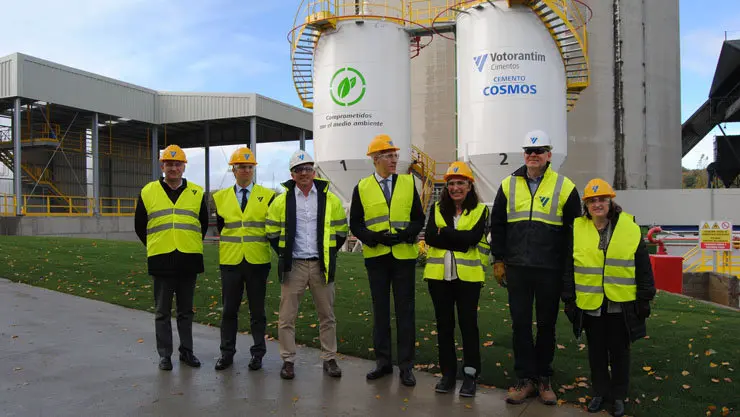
337, 77, 357, 99
330, 68, 366, 106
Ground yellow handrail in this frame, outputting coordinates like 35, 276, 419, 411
0, 193, 138, 217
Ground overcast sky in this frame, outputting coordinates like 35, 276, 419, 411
0, 0, 738, 192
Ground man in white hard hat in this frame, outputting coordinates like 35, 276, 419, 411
266, 150, 348, 380
489, 130, 581, 405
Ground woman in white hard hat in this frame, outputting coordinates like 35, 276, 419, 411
423, 161, 490, 397
561, 178, 655, 417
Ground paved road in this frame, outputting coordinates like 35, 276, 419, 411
0, 279, 589, 417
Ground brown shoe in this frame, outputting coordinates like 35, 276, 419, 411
537, 376, 557, 405
280, 361, 295, 380
323, 359, 342, 377
505, 378, 536, 404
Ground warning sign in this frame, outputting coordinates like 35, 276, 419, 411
699, 220, 732, 251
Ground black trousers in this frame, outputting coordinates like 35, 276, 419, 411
428, 279, 482, 378
153, 274, 197, 358
584, 312, 631, 400
219, 260, 270, 359
366, 255, 416, 370
506, 265, 562, 380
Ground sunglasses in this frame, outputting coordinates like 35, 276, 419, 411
524, 147, 549, 155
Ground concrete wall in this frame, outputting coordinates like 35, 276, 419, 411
0, 216, 138, 241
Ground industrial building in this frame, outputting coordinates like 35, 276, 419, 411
0, 52, 311, 226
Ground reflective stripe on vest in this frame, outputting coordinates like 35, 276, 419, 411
502, 166, 574, 226
213, 184, 275, 265
423, 203, 487, 282
141, 180, 203, 257
358, 174, 418, 259
573, 211, 641, 310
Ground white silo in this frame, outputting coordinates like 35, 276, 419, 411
312, 17, 412, 204
456, 1, 568, 203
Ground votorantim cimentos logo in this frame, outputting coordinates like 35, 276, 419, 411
330, 67, 366, 107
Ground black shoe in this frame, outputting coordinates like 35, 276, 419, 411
435, 374, 456, 393
459, 374, 476, 397
612, 399, 625, 417
248, 356, 262, 371
587, 396, 604, 413
366, 365, 393, 380
179, 351, 201, 368
159, 357, 173, 371
214, 356, 233, 371
323, 359, 342, 377
399, 369, 416, 387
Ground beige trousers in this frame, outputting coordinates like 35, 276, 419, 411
278, 259, 337, 362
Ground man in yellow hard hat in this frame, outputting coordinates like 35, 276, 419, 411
349, 134, 425, 386
134, 144, 209, 371
211, 146, 276, 372
265, 150, 348, 380
489, 130, 581, 405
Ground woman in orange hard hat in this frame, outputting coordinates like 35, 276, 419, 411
561, 178, 655, 417
422, 161, 490, 397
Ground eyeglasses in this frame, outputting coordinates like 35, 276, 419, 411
377, 152, 399, 161
524, 147, 549, 155
292, 165, 314, 174
586, 197, 610, 204
446, 180, 469, 187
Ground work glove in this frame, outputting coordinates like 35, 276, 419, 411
377, 231, 402, 247
637, 300, 651, 320
493, 260, 507, 288
564, 300, 578, 324
395, 228, 417, 244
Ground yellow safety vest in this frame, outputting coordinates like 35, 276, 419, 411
141, 180, 203, 258
213, 184, 275, 265
573, 211, 640, 310
502, 166, 575, 226
358, 174, 418, 259
265, 179, 348, 282
424, 203, 490, 282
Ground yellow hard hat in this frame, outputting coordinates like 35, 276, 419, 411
366, 134, 401, 156
443, 161, 475, 182
229, 147, 257, 165
160, 144, 187, 163
583, 178, 616, 201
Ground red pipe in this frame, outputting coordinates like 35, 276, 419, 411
647, 226, 668, 254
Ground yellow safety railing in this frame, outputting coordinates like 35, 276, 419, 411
0, 194, 16, 216
0, 193, 137, 217
682, 244, 740, 275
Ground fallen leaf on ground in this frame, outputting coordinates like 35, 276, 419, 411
682, 384, 691, 389
723, 378, 732, 383
557, 344, 566, 349
464, 404, 472, 409
710, 362, 718, 368
578, 398, 586, 403
711, 378, 720, 383
137, 338, 144, 343
642, 366, 652, 372
682, 371, 690, 376
705, 349, 717, 356
483, 341, 494, 347
653, 396, 660, 402
309, 324, 317, 328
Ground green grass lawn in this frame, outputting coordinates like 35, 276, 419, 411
0, 236, 738, 416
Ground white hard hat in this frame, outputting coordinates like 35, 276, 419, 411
289, 150, 314, 170
523, 130, 552, 149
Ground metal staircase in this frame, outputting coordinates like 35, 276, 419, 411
409, 145, 445, 215
290, 25, 323, 110
528, 0, 590, 111
0, 148, 76, 212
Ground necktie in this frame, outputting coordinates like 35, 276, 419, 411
382, 178, 391, 204
240, 189, 248, 212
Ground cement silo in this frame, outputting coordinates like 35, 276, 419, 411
410, 0, 681, 193
456, 1, 568, 203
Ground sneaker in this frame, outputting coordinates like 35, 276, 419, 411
537, 376, 557, 405
323, 359, 342, 377
505, 378, 536, 404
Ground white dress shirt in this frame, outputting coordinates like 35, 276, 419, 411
235, 182, 254, 208
293, 184, 319, 259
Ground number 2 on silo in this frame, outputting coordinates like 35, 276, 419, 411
499, 153, 508, 165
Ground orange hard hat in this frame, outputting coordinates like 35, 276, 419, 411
583, 178, 616, 201
366, 134, 400, 156
229, 147, 257, 165
160, 144, 187, 163
443, 161, 475, 182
